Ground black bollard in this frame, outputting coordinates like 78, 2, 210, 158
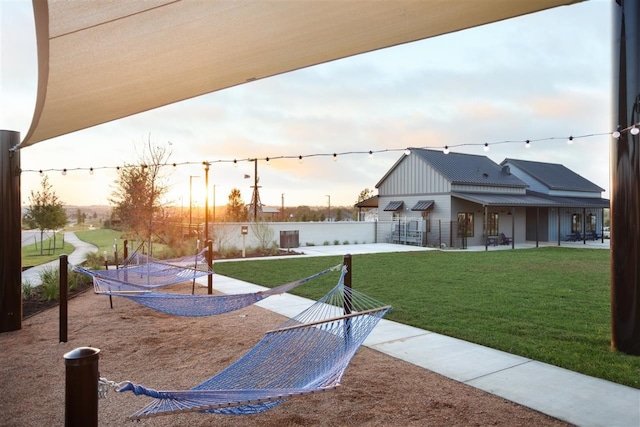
64, 347, 100, 427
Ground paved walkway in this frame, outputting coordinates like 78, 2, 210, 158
26, 235, 640, 426
21, 232, 98, 287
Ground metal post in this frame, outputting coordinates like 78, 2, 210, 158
60, 255, 68, 342
0, 130, 21, 332
612, 0, 640, 354
64, 347, 100, 427
207, 240, 213, 294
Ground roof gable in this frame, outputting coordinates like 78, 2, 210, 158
501, 158, 604, 192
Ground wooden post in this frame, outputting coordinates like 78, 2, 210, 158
0, 130, 22, 332
207, 239, 213, 295
59, 255, 68, 343
343, 254, 352, 315
612, 0, 640, 354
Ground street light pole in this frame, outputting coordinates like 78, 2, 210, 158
326, 195, 331, 222
281, 193, 285, 221
189, 175, 200, 232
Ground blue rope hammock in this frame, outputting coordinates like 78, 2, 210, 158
115, 267, 391, 419
74, 262, 343, 317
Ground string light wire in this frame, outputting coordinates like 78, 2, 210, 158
19, 127, 635, 175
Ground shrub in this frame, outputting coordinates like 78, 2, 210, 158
22, 281, 35, 299
333, 240, 340, 245
305, 242, 316, 246
323, 241, 330, 246
343, 240, 350, 245
39, 267, 59, 301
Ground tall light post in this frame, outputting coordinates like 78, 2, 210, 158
189, 175, 200, 231
281, 193, 285, 221
326, 195, 331, 222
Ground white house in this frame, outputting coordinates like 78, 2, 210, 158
372, 148, 609, 248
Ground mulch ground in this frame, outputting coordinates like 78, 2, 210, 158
2, 281, 570, 426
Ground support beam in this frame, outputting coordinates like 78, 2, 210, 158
0, 130, 21, 332
611, 0, 640, 354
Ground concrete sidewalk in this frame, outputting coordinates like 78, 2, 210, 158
21, 232, 98, 287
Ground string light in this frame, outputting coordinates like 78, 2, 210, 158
19, 125, 639, 175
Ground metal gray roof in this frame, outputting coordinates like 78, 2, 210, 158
452, 191, 609, 208
412, 200, 434, 211
383, 201, 404, 211
501, 158, 605, 192
411, 149, 528, 188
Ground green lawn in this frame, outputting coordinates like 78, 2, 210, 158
22, 234, 75, 267
213, 248, 640, 389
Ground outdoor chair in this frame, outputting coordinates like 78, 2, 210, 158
499, 233, 511, 245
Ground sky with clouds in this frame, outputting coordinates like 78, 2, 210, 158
1, 0, 613, 211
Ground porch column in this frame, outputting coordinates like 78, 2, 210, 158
0, 130, 22, 332
611, 1, 640, 355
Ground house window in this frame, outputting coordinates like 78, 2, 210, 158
571, 213, 582, 233
487, 212, 499, 236
457, 212, 474, 237
586, 213, 596, 232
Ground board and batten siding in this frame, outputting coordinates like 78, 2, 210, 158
378, 154, 450, 196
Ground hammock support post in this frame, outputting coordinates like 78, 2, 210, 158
64, 347, 100, 427
343, 254, 352, 315
59, 255, 68, 343
207, 240, 213, 294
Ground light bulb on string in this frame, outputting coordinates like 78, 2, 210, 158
631, 126, 639, 135
89, 167, 94, 175
298, 155, 303, 164
404, 148, 411, 155
333, 153, 337, 162
567, 136, 574, 144
443, 146, 449, 154
612, 127, 621, 139
62, 169, 67, 176
233, 159, 237, 167
39, 170, 43, 176
483, 143, 489, 152
525, 139, 531, 148
369, 150, 373, 158
265, 157, 270, 165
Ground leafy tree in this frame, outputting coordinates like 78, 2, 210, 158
226, 188, 248, 222
109, 139, 172, 243
24, 176, 68, 254
356, 188, 374, 203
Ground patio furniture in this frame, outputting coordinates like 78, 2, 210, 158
499, 233, 511, 245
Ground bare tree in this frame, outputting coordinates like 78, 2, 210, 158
109, 137, 173, 244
